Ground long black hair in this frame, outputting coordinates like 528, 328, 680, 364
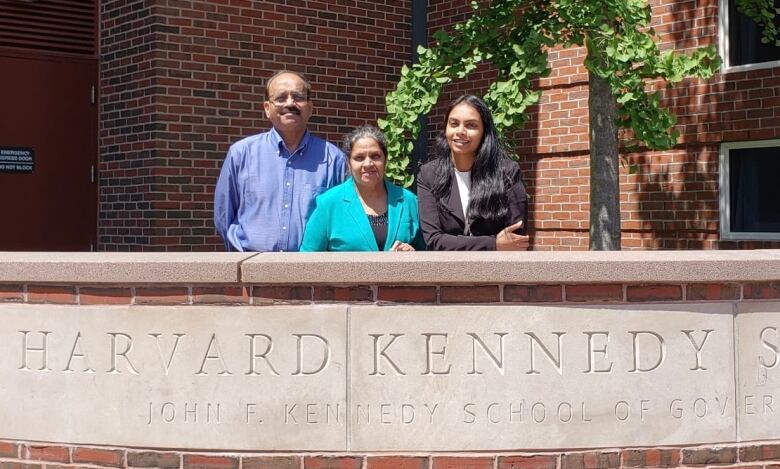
428, 94, 515, 228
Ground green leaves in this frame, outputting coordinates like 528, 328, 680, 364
379, 0, 730, 185
736, 0, 780, 47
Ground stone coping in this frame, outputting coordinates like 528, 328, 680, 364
0, 252, 257, 283
0, 249, 778, 284
242, 249, 780, 284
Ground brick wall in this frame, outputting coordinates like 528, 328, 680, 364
2, 279, 778, 306
99, 0, 780, 251
5, 441, 780, 469
99, 0, 411, 251
425, 0, 780, 250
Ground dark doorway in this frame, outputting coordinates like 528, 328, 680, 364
0, 0, 98, 251
0, 54, 98, 251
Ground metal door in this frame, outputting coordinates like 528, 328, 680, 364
0, 54, 98, 250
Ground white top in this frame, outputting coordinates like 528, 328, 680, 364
454, 169, 472, 220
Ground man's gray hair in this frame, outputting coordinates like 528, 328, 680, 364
264, 70, 312, 101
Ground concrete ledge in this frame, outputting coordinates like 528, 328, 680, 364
0, 252, 257, 283
0, 250, 778, 285
242, 250, 780, 284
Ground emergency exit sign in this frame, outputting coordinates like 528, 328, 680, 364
0, 147, 34, 173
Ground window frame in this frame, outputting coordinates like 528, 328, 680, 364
718, 0, 780, 72
719, 139, 780, 241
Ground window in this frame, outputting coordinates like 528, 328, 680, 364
720, 140, 780, 240
720, 0, 780, 70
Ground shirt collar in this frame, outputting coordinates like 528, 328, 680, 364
270, 127, 311, 156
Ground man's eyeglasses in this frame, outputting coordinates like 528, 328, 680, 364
269, 92, 309, 106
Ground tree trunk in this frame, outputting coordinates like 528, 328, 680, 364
588, 70, 621, 250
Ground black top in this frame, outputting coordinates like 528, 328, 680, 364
367, 212, 388, 250
416, 161, 528, 251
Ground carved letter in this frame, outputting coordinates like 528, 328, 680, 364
184, 402, 198, 423
149, 333, 184, 375
292, 334, 330, 376
107, 333, 140, 374
207, 402, 221, 424
196, 333, 232, 376
682, 329, 713, 371
467, 332, 507, 375
306, 403, 318, 424
245, 403, 259, 424
380, 403, 392, 424
369, 334, 405, 376
759, 327, 779, 370
487, 402, 501, 423
670, 399, 683, 419
18, 330, 51, 371
326, 403, 340, 424
640, 400, 650, 421
558, 402, 573, 423
463, 403, 476, 424
531, 402, 546, 423
745, 395, 755, 415
422, 333, 451, 375
693, 398, 708, 418
584, 332, 613, 373
285, 404, 298, 424
423, 403, 438, 423
161, 402, 175, 423
629, 331, 665, 373
245, 333, 280, 376
356, 404, 371, 424
401, 404, 415, 424
715, 395, 730, 416
64, 331, 95, 373
764, 395, 774, 415
509, 402, 523, 423
615, 401, 630, 421
526, 332, 565, 375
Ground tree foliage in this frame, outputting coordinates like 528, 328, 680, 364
378, 0, 722, 186
737, 0, 780, 47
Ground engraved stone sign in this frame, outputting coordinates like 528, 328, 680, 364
0, 304, 348, 450
0, 302, 741, 450
349, 304, 736, 450
736, 302, 780, 441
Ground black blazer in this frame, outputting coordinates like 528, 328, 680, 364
416, 160, 528, 251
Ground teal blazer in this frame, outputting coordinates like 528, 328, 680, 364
300, 178, 425, 252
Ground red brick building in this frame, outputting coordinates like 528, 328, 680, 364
0, 0, 778, 251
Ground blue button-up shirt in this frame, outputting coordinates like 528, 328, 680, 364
214, 128, 346, 252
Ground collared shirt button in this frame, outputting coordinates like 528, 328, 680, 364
282, 226, 287, 230
286, 182, 290, 187
284, 204, 289, 208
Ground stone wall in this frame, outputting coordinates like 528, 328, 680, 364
1, 251, 780, 467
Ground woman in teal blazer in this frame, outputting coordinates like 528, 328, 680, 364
300, 126, 424, 252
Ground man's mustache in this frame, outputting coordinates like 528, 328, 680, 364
279, 105, 300, 115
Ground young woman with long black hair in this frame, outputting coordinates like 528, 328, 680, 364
417, 94, 529, 250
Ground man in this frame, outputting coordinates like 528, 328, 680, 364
214, 71, 346, 251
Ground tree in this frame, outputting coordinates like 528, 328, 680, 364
378, 0, 721, 250
737, 0, 780, 47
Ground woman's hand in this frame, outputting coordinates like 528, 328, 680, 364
495, 221, 529, 251
390, 240, 415, 252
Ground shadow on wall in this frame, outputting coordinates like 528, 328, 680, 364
629, 0, 780, 249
